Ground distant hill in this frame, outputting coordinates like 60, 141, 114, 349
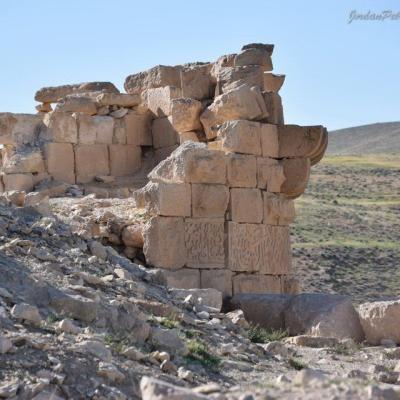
327, 122, 400, 155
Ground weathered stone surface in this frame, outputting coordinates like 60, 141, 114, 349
260, 123, 279, 158
44, 143, 75, 184
150, 328, 188, 356
35, 82, 119, 103
149, 142, 226, 184
0, 113, 42, 146
125, 65, 182, 95
43, 111, 78, 143
96, 92, 140, 107
2, 150, 45, 174
232, 274, 282, 295
201, 269, 232, 297
218, 120, 262, 155
75, 144, 109, 183
263, 92, 284, 125
181, 64, 214, 100
281, 158, 311, 198
192, 184, 229, 218
230, 293, 292, 330
358, 300, 400, 345
263, 73, 285, 93
170, 98, 202, 132
179, 131, 200, 144
139, 181, 191, 217
143, 216, 186, 269
257, 157, 285, 192
55, 94, 98, 115
234, 48, 273, 69
121, 224, 144, 248
78, 115, 114, 144
227, 153, 257, 188
185, 218, 225, 268
124, 110, 152, 146
228, 222, 292, 274
154, 145, 179, 164
11, 303, 42, 325
242, 43, 274, 54
230, 188, 263, 223
285, 293, 365, 341
109, 144, 141, 176
281, 275, 301, 295
263, 192, 295, 225
200, 84, 268, 139
285, 335, 339, 348
161, 268, 200, 289
144, 86, 182, 117
170, 288, 223, 311
152, 117, 178, 149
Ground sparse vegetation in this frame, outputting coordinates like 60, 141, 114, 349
160, 315, 180, 329
288, 357, 307, 371
248, 325, 288, 343
185, 339, 221, 370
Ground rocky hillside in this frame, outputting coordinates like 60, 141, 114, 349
328, 122, 400, 155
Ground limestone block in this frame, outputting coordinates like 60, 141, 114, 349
109, 144, 141, 177
232, 274, 282, 295
218, 120, 262, 155
44, 143, 75, 184
257, 157, 285, 192
281, 158, 311, 199
124, 65, 182, 95
149, 142, 226, 184
113, 119, 127, 144
263, 192, 295, 226
121, 224, 144, 247
152, 117, 179, 149
277, 125, 326, 158
201, 269, 232, 297
124, 111, 152, 146
310, 128, 328, 166
96, 92, 141, 107
43, 111, 78, 143
139, 181, 191, 217
143, 86, 182, 117
181, 64, 214, 100
2, 150, 45, 174
184, 218, 225, 269
179, 131, 199, 144
228, 222, 292, 274
143, 216, 186, 270
282, 276, 301, 295
55, 94, 98, 115
226, 153, 257, 188
78, 115, 114, 144
263, 73, 285, 93
242, 43, 274, 53
263, 92, 284, 125
154, 145, 178, 164
161, 268, 200, 289
169, 98, 202, 132
75, 144, 109, 184
0, 113, 42, 146
3, 173, 34, 192
230, 188, 263, 223
35, 82, 119, 103
234, 48, 273, 69
200, 84, 268, 139
192, 184, 229, 218
260, 123, 279, 158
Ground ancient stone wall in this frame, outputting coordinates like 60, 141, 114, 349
0, 43, 327, 296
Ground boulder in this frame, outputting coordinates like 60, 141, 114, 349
150, 328, 188, 356
170, 288, 223, 311
11, 303, 42, 325
358, 300, 400, 345
169, 98, 202, 132
285, 293, 364, 342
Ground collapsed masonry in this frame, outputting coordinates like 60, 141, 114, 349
0, 43, 327, 297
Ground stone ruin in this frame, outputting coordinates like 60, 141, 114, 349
0, 43, 327, 298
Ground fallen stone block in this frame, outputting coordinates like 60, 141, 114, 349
232, 274, 282, 295
218, 120, 262, 155
152, 117, 179, 149
169, 98, 202, 132
185, 218, 225, 269
0, 113, 43, 146
201, 269, 233, 297
263, 73, 285, 93
160, 268, 200, 289
124, 65, 182, 95
124, 110, 152, 146
227, 153, 257, 188
143, 216, 186, 269
230, 188, 263, 223
234, 47, 273, 69
78, 114, 114, 144
200, 84, 268, 139
75, 144, 109, 183
143, 86, 182, 117
3, 173, 34, 192
96, 92, 141, 107
263, 192, 295, 226
43, 111, 78, 143
358, 300, 400, 345
285, 293, 365, 341
191, 183, 229, 218
257, 157, 285, 192
109, 144, 141, 176
181, 63, 214, 100
35, 81, 119, 103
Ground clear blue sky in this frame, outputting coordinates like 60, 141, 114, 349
1, 0, 399, 130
